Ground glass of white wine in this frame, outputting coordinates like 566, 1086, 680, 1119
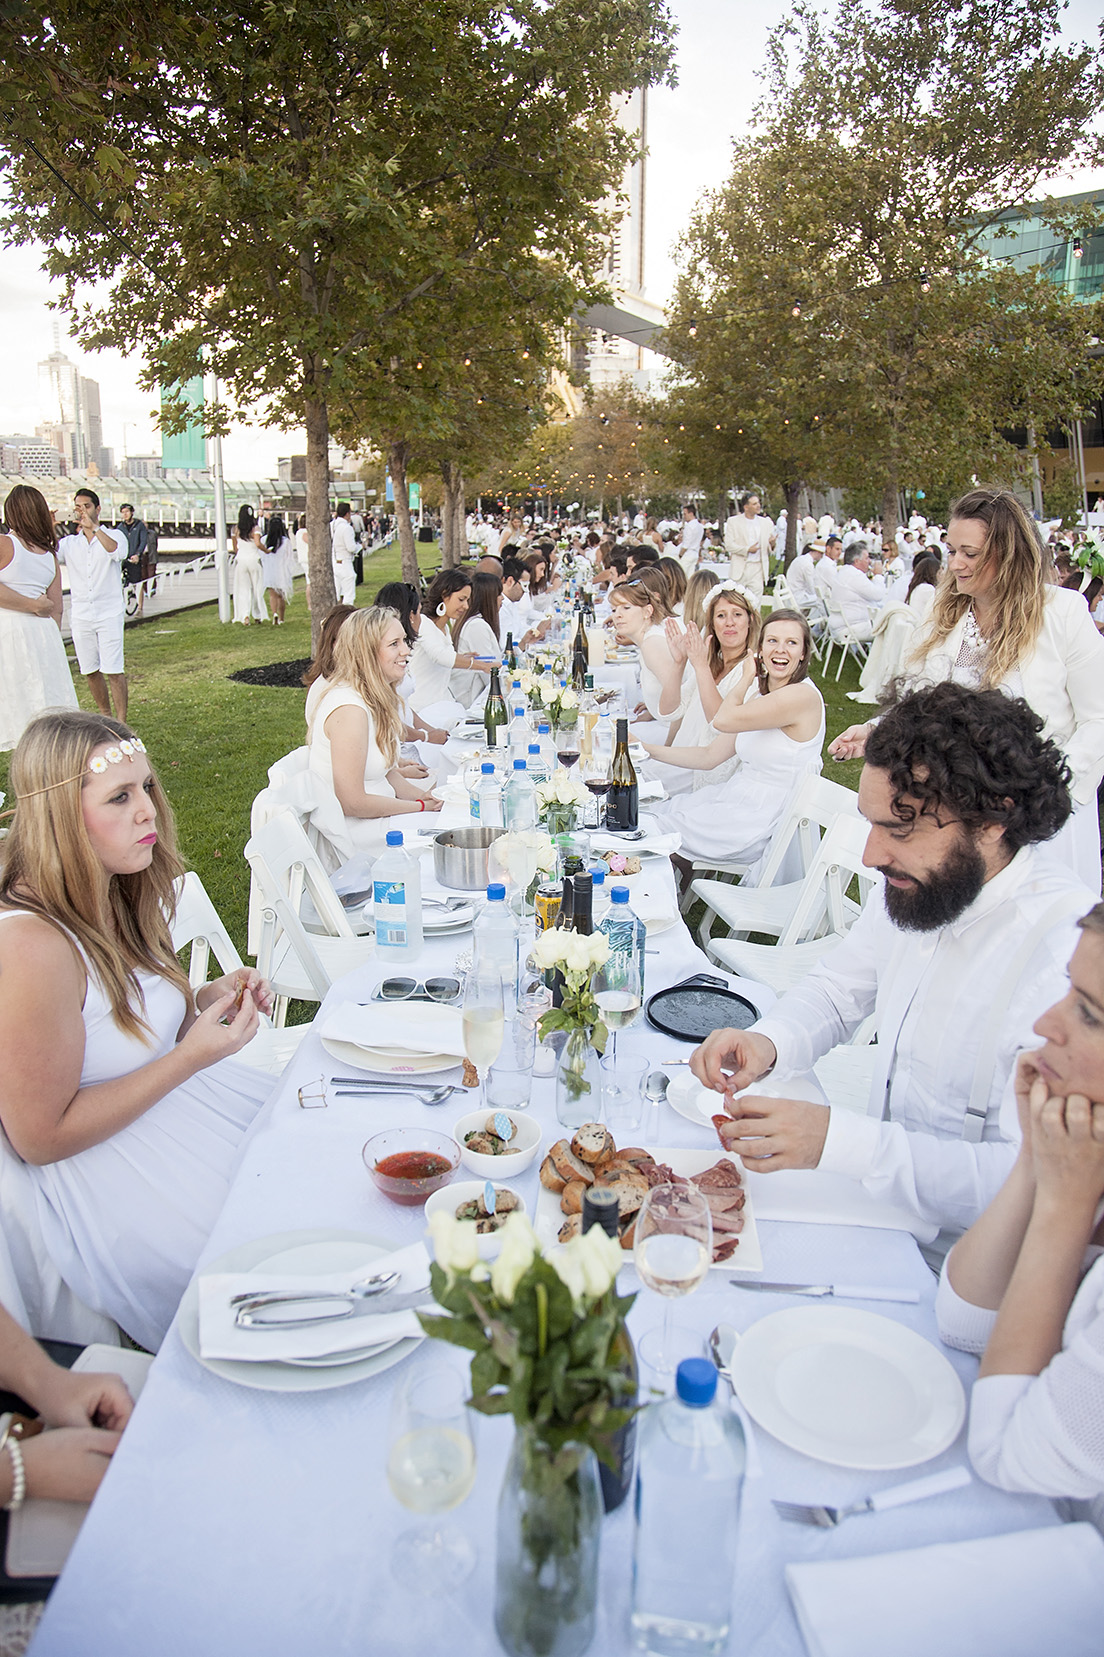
386, 1361, 478, 1591
633, 1183, 713, 1377
591, 951, 641, 1064
463, 958, 505, 1108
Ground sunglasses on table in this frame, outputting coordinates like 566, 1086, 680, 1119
374, 976, 462, 1003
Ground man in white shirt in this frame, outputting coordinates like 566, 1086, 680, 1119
499, 557, 546, 645
814, 534, 841, 605
692, 683, 1094, 1243
57, 487, 128, 719
330, 502, 358, 604
786, 539, 823, 611
829, 543, 885, 641
723, 492, 774, 596
676, 505, 705, 573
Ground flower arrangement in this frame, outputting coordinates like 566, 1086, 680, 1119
491, 829, 558, 911
530, 927, 610, 1054
534, 769, 587, 837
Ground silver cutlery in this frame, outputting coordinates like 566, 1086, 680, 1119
333, 1082, 462, 1106
732, 1280, 921, 1304
709, 1323, 739, 1394
773, 1466, 971, 1527
235, 1286, 434, 1329
230, 1267, 399, 1307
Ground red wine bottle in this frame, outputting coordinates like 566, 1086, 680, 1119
605, 717, 639, 831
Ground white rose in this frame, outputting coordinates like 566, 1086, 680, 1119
561, 929, 592, 973
548, 1242, 587, 1303
426, 1210, 481, 1275
586, 931, 611, 970
490, 1212, 538, 1304
574, 1227, 624, 1299
539, 679, 558, 706
531, 929, 567, 970
519, 672, 534, 693
560, 688, 578, 709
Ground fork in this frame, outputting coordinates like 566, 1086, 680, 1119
773, 1466, 971, 1527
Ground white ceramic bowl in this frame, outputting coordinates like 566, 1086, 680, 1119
424, 1180, 528, 1258
452, 1108, 542, 1178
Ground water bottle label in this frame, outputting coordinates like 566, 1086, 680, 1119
374, 880, 407, 906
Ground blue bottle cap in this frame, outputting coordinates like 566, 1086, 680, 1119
610, 886, 630, 903
481, 762, 496, 774
514, 706, 525, 716
589, 866, 605, 885
385, 830, 403, 847
528, 743, 540, 754
513, 759, 526, 771
538, 724, 551, 734
486, 883, 506, 902
676, 1358, 717, 1408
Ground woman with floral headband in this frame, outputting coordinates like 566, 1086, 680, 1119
0, 710, 274, 1351
642, 582, 760, 796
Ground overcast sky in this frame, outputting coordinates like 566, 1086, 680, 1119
1, 0, 1101, 479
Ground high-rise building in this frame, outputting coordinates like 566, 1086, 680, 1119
0, 436, 62, 477
586, 89, 650, 392
37, 342, 107, 473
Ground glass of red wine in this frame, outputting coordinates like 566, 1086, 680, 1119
556, 723, 580, 770
581, 752, 610, 828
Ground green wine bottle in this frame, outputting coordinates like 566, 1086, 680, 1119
606, 716, 639, 830
484, 667, 508, 749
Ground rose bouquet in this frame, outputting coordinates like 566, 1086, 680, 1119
490, 829, 558, 911
534, 768, 587, 837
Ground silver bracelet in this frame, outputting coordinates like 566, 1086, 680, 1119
5, 1437, 26, 1513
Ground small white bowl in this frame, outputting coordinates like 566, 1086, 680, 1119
452, 1108, 542, 1178
424, 1180, 528, 1258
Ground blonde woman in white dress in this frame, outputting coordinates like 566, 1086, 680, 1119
644, 582, 759, 796
0, 484, 78, 749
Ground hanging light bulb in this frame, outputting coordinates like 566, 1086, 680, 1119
415, 359, 423, 370
522, 349, 530, 359
463, 355, 471, 366
1073, 237, 1084, 259
919, 270, 931, 292
688, 318, 698, 337
790, 300, 802, 318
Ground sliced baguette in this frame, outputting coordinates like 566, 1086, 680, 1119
560, 1179, 589, 1215
558, 1214, 582, 1243
549, 1138, 595, 1187
593, 1165, 649, 1216
539, 1154, 567, 1195
572, 1122, 614, 1164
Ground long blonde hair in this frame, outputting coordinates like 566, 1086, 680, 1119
910, 487, 1047, 687
0, 711, 189, 1037
684, 568, 719, 632
330, 606, 403, 766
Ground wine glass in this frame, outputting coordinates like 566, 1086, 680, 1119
590, 951, 641, 1063
580, 751, 610, 829
462, 957, 505, 1108
555, 722, 580, 771
387, 1360, 478, 1590
633, 1183, 713, 1377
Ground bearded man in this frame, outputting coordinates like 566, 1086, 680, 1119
692, 682, 1094, 1247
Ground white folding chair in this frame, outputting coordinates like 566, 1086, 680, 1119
244, 809, 375, 1024
690, 773, 862, 952
707, 815, 881, 992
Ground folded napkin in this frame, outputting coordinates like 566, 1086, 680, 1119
629, 888, 679, 929
590, 827, 682, 857
199, 1241, 431, 1363
638, 778, 667, 802
786, 1523, 1104, 1657
319, 1000, 464, 1056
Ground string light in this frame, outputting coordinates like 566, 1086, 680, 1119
522, 349, 530, 358
919, 270, 931, 292
1073, 238, 1084, 259
463, 355, 472, 366
415, 359, 423, 370
790, 300, 802, 318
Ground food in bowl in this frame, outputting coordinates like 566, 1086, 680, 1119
463, 1114, 520, 1157
453, 1108, 542, 1178
454, 1186, 521, 1233
363, 1128, 461, 1206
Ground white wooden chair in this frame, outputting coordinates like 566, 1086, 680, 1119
690, 772, 862, 952
244, 810, 375, 1024
706, 814, 881, 993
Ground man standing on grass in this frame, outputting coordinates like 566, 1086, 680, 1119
118, 503, 150, 613
330, 502, 357, 604
57, 487, 128, 720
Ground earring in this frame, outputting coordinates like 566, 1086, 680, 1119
437, 603, 448, 617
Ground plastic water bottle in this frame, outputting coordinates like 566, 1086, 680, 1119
589, 864, 608, 924
508, 705, 531, 755
536, 722, 555, 774
526, 742, 550, 786
504, 759, 537, 830
371, 831, 423, 963
600, 885, 646, 993
477, 762, 504, 828
473, 882, 519, 1005
631, 1359, 745, 1657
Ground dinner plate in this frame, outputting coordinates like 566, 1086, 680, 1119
729, 1305, 966, 1470
665, 1069, 826, 1127
179, 1230, 422, 1392
533, 1146, 763, 1274
321, 1036, 463, 1075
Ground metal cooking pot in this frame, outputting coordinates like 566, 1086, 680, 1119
431, 825, 506, 891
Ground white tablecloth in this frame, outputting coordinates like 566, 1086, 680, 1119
31, 868, 1057, 1657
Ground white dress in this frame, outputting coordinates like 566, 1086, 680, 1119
260, 534, 294, 598
648, 660, 747, 798
232, 534, 268, 623
450, 615, 500, 709
306, 682, 400, 865
656, 686, 825, 870
0, 534, 78, 750
638, 623, 690, 728
407, 618, 465, 729
0, 917, 271, 1351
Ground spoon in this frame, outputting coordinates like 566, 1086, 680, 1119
644, 1071, 669, 1106
230, 1267, 400, 1308
709, 1323, 740, 1393
334, 1083, 461, 1106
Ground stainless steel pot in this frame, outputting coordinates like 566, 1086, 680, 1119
431, 825, 506, 891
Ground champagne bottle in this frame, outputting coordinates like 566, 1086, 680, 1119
548, 862, 582, 1007
571, 872, 594, 936
484, 666, 508, 749
581, 1187, 638, 1513
606, 716, 639, 831
504, 631, 517, 673
571, 605, 589, 691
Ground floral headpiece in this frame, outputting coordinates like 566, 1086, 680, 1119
10, 737, 148, 807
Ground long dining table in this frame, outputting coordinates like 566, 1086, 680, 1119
31, 845, 1058, 1657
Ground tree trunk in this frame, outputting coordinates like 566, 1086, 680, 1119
783, 481, 801, 567
304, 393, 336, 650
453, 468, 466, 562
440, 461, 464, 568
880, 474, 899, 548
439, 466, 455, 567
717, 484, 726, 528
390, 441, 421, 585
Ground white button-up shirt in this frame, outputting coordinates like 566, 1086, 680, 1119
754, 845, 1096, 1234
330, 517, 357, 564
786, 551, 820, 610
56, 528, 127, 622
830, 562, 885, 631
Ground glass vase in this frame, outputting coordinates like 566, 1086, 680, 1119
555, 1024, 602, 1129
543, 802, 579, 839
494, 1426, 602, 1657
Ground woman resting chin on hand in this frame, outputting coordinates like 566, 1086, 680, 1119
937, 903, 1104, 1513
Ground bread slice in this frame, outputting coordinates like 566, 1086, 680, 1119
539, 1153, 567, 1194
571, 1122, 614, 1164
549, 1139, 595, 1187
560, 1179, 589, 1215
618, 1211, 638, 1250
558, 1215, 582, 1243
619, 1147, 655, 1168
593, 1165, 648, 1216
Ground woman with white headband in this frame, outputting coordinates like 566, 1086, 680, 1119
645, 581, 760, 796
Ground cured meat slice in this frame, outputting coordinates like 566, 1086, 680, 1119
691, 1158, 744, 1191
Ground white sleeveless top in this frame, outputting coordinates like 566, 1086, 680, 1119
0, 531, 57, 597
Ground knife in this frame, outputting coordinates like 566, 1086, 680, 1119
732, 1280, 920, 1304
234, 1289, 434, 1329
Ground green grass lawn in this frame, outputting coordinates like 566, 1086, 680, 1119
0, 553, 865, 958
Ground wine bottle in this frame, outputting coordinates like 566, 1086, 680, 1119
571, 606, 589, 691
571, 872, 594, 936
504, 631, 517, 673
548, 868, 578, 1008
581, 1187, 638, 1513
484, 667, 508, 749
606, 717, 639, 831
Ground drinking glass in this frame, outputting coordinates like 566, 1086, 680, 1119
633, 1183, 713, 1377
462, 958, 505, 1108
591, 951, 642, 1064
555, 723, 581, 771
580, 751, 610, 829
387, 1361, 477, 1591
600, 1052, 649, 1139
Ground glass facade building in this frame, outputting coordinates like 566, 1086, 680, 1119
974, 187, 1104, 303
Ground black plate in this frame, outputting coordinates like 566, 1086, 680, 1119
645, 974, 760, 1042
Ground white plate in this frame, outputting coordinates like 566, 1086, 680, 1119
533, 1146, 762, 1273
665, 1070, 825, 1129
179, 1230, 422, 1391
321, 1036, 463, 1075
341, 903, 475, 935
728, 1304, 966, 1470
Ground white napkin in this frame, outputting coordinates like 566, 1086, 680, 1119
199, 1241, 431, 1362
319, 1000, 464, 1057
630, 888, 678, 929
638, 778, 667, 802
786, 1523, 1104, 1657
590, 826, 682, 857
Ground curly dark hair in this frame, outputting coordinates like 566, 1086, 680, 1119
865, 682, 1071, 853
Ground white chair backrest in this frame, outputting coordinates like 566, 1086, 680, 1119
170, 871, 245, 989
246, 809, 356, 940
750, 770, 863, 891
778, 813, 880, 945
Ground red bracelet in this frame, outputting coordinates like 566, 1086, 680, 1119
417, 799, 425, 811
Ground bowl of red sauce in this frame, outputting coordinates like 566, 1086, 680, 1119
363, 1128, 462, 1206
